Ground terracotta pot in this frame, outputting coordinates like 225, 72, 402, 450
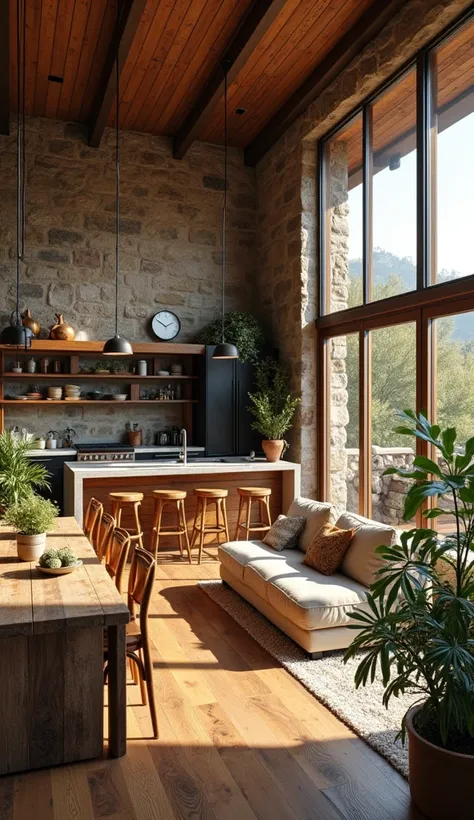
17, 532, 46, 562
22, 308, 40, 337
127, 430, 142, 447
49, 313, 75, 341
262, 439, 286, 462
406, 704, 474, 820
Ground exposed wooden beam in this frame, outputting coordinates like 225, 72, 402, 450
244, 0, 410, 166
0, 0, 10, 135
87, 0, 146, 148
173, 0, 287, 160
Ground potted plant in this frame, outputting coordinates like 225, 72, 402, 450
248, 358, 300, 461
0, 430, 50, 509
197, 311, 265, 363
344, 410, 474, 820
3, 494, 59, 561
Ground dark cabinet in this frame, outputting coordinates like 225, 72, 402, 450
31, 456, 75, 515
196, 346, 260, 457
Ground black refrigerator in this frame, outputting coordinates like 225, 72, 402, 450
196, 346, 261, 457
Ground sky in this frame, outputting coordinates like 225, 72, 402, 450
347, 112, 474, 278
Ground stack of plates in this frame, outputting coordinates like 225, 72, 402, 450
64, 384, 81, 401
48, 386, 63, 400
26, 391, 42, 401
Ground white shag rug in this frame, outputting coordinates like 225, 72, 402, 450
199, 579, 413, 778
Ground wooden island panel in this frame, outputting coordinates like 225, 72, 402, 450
0, 519, 129, 775
82, 469, 284, 549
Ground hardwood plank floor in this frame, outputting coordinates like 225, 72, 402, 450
4, 551, 423, 820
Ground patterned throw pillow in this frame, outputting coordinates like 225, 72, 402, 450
263, 515, 306, 551
303, 522, 355, 575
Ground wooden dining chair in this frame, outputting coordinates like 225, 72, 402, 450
105, 528, 131, 595
84, 498, 103, 552
126, 547, 158, 738
97, 512, 115, 561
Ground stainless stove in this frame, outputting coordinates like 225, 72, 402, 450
75, 443, 135, 462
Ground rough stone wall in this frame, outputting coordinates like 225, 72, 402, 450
0, 118, 257, 441
256, 0, 472, 498
346, 447, 414, 524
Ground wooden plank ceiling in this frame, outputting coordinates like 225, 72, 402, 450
6, 0, 473, 164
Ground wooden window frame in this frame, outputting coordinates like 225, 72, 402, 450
316, 5, 474, 516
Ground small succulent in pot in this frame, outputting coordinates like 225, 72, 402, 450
3, 494, 59, 562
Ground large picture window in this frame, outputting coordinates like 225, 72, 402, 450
317, 9, 474, 527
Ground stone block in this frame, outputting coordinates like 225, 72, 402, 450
48, 228, 84, 246
74, 249, 101, 268
188, 228, 217, 246
36, 249, 71, 264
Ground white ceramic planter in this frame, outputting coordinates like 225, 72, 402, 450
17, 532, 46, 562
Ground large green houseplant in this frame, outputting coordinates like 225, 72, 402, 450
0, 430, 50, 508
345, 411, 474, 820
248, 358, 300, 461
197, 311, 265, 363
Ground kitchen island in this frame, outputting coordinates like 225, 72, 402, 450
65, 459, 301, 549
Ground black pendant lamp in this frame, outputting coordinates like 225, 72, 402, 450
212, 62, 238, 360
0, 0, 32, 348
103, 0, 132, 356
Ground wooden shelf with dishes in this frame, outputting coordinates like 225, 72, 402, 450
0, 341, 205, 436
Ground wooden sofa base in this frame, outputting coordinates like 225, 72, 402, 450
220, 566, 354, 655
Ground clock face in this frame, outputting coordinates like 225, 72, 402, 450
152, 310, 181, 341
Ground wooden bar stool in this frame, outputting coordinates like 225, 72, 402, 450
109, 492, 144, 548
235, 487, 272, 540
150, 489, 192, 563
191, 489, 230, 564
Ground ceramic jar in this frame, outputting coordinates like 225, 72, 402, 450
22, 309, 40, 337
49, 313, 75, 341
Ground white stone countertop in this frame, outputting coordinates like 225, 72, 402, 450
64, 460, 301, 525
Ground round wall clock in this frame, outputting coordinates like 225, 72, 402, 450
151, 310, 181, 341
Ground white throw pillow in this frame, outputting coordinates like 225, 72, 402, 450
337, 511, 398, 588
287, 497, 336, 552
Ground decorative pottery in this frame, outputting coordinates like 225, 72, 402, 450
406, 705, 474, 820
17, 532, 46, 562
26, 357, 36, 374
262, 439, 287, 462
22, 308, 40, 337
127, 430, 142, 447
49, 313, 75, 341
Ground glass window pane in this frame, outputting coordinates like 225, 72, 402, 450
328, 333, 359, 514
371, 70, 417, 300
325, 116, 363, 313
432, 18, 474, 284
433, 311, 474, 534
370, 322, 417, 526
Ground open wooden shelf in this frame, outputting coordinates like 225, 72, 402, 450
3, 374, 197, 380
1, 400, 197, 406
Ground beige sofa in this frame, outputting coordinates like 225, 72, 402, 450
218, 497, 400, 658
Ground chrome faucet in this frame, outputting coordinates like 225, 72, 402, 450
178, 428, 187, 464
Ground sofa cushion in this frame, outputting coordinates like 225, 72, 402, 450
303, 522, 355, 575
219, 540, 369, 631
263, 514, 306, 551
338, 511, 398, 587
287, 497, 336, 552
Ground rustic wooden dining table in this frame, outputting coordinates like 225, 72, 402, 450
0, 516, 129, 775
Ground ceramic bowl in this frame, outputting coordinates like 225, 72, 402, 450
113, 394, 128, 401
37, 560, 83, 576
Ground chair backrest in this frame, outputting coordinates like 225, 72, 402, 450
84, 498, 103, 549
127, 547, 156, 634
97, 512, 115, 561
106, 528, 131, 594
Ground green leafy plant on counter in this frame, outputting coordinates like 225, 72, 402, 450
248, 358, 300, 440
345, 410, 474, 754
197, 311, 265, 363
0, 430, 50, 508
3, 494, 58, 536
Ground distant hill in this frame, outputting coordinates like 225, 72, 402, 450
349, 249, 473, 341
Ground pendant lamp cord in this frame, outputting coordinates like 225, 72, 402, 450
115, 0, 120, 337
221, 64, 228, 344
21, 0, 26, 262
15, 0, 21, 316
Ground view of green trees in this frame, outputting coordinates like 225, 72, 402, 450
343, 257, 474, 448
